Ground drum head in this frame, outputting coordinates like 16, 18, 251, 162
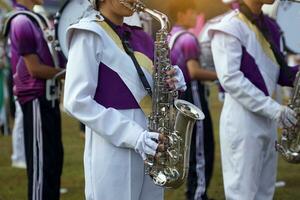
57, 0, 90, 57
198, 14, 225, 71
276, 1, 300, 53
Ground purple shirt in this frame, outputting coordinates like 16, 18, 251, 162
169, 26, 200, 83
9, 4, 55, 104
93, 23, 154, 109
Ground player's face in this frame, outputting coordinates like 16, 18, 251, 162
182, 9, 197, 28
107, 0, 135, 17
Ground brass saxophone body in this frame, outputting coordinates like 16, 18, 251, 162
276, 71, 300, 163
120, 0, 205, 188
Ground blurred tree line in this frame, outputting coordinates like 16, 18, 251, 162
1, 0, 228, 20
149, 0, 228, 20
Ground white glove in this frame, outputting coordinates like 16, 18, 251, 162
135, 131, 159, 160
173, 65, 187, 92
274, 105, 297, 128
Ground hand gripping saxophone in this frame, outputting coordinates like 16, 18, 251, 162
276, 71, 300, 163
120, 0, 205, 188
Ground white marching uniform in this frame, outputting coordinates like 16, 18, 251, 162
208, 10, 287, 200
63, 12, 163, 200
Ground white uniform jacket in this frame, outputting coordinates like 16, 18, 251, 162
208, 10, 294, 200
63, 12, 163, 200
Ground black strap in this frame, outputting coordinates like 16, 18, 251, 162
2, 11, 48, 38
122, 31, 152, 96
103, 17, 152, 97
239, 3, 293, 80
262, 28, 293, 80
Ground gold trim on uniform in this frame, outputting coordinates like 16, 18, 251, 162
98, 20, 153, 115
236, 13, 279, 68
139, 95, 152, 116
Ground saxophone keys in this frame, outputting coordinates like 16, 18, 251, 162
167, 149, 180, 164
164, 167, 180, 180
167, 132, 182, 146
152, 171, 167, 186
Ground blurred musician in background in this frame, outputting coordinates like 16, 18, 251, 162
168, 1, 217, 199
5, 0, 65, 199
0, 0, 27, 168
209, 0, 299, 199
63, 0, 186, 199
0, 1, 11, 136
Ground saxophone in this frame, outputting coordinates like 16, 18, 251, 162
276, 71, 300, 163
120, 0, 205, 188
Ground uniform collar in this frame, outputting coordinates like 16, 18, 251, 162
239, 2, 265, 26
102, 15, 132, 39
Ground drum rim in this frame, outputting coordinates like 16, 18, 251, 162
55, 0, 91, 58
275, 1, 300, 53
54, 0, 71, 42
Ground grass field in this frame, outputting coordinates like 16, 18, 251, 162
0, 85, 300, 200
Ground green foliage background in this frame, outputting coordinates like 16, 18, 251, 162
0, 85, 299, 200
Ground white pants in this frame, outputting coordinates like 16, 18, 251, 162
220, 95, 277, 200
84, 109, 163, 200
11, 101, 26, 164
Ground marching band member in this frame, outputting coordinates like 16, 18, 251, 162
7, 0, 65, 199
168, 1, 217, 199
63, 0, 186, 199
209, 0, 299, 199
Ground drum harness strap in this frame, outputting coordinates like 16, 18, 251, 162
2, 11, 65, 105
2, 11, 54, 57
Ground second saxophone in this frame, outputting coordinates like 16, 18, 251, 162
120, 0, 205, 188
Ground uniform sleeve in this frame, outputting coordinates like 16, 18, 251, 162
10, 15, 37, 55
63, 29, 143, 149
211, 31, 282, 120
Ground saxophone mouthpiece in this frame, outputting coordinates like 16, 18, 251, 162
119, 0, 145, 12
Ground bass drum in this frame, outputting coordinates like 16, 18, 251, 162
55, 0, 90, 58
198, 21, 215, 71
55, 0, 148, 58
198, 13, 228, 71
263, 0, 300, 53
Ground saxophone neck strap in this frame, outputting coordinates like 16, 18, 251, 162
103, 15, 152, 97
